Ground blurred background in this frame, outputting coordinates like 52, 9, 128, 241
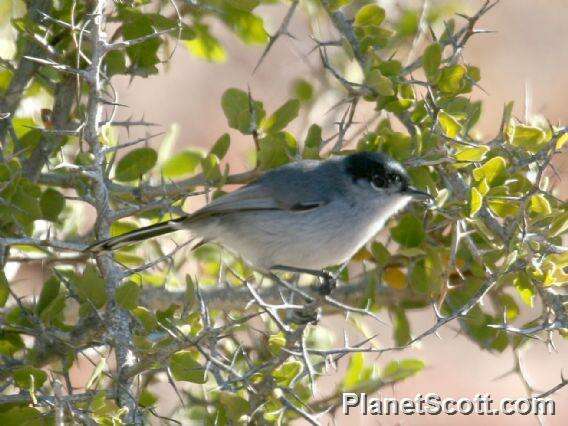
11, 0, 568, 424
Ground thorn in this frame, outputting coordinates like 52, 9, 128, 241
433, 302, 444, 320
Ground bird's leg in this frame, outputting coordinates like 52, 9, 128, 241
271, 265, 337, 296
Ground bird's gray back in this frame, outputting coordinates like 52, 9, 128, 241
252, 157, 350, 207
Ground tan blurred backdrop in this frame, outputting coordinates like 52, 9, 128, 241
12, 0, 568, 424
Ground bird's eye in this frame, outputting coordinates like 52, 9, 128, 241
370, 174, 386, 190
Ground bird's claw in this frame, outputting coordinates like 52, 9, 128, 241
318, 271, 336, 296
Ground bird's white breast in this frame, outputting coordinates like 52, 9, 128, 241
190, 194, 412, 272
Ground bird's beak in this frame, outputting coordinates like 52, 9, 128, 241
405, 186, 435, 204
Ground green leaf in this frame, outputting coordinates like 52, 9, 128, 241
392, 307, 411, 346
293, 79, 313, 102
0, 271, 8, 307
170, 351, 207, 383
12, 185, 41, 224
221, 88, 265, 135
36, 276, 60, 315
210, 133, 230, 160
510, 124, 547, 153
40, 188, 65, 221
200, 154, 222, 182
499, 294, 519, 321
366, 70, 394, 96
381, 359, 424, 382
258, 132, 297, 170
132, 306, 158, 332
272, 360, 302, 387
438, 110, 461, 138
371, 242, 391, 268
39, 293, 65, 324
118, 8, 161, 76
423, 43, 442, 78
116, 281, 140, 310
161, 149, 204, 178
472, 156, 507, 185
219, 392, 250, 421
225, 0, 259, 11
115, 148, 157, 181
469, 187, 483, 217
73, 266, 107, 308
454, 145, 489, 162
105, 50, 127, 76
354, 4, 385, 27
139, 389, 158, 408
261, 99, 300, 134
13, 367, 47, 390
184, 24, 226, 63
302, 124, 322, 159
438, 65, 466, 94
0, 407, 43, 426
185, 275, 196, 309
391, 213, 425, 248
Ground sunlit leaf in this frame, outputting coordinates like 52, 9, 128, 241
438, 65, 466, 94
161, 149, 204, 178
510, 124, 547, 153
514, 273, 535, 307
549, 211, 568, 237
472, 156, 507, 185
354, 4, 385, 27
470, 187, 483, 217
381, 359, 424, 382
86, 357, 106, 389
185, 24, 226, 63
529, 194, 551, 215
383, 267, 407, 290
438, 110, 461, 138
454, 145, 489, 162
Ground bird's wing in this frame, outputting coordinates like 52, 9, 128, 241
187, 161, 339, 223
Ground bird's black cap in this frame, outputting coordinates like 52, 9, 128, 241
344, 152, 434, 202
344, 151, 410, 190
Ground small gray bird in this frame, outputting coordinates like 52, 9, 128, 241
88, 152, 432, 294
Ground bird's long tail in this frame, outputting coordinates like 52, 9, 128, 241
86, 217, 188, 252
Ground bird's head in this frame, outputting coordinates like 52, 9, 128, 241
344, 152, 433, 203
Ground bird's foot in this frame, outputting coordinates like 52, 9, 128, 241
318, 271, 336, 296
287, 302, 321, 325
